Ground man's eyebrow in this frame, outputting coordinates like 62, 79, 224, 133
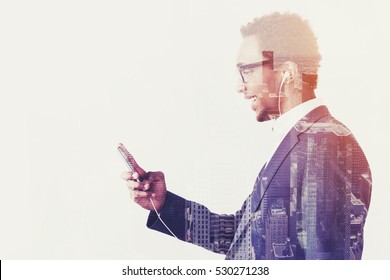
236, 63, 244, 67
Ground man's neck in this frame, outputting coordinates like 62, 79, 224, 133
280, 91, 315, 116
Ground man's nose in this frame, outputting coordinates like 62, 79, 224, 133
236, 81, 246, 94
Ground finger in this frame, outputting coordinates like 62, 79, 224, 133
143, 182, 150, 191
121, 171, 140, 181
126, 179, 151, 190
131, 190, 152, 200
126, 180, 142, 190
134, 190, 149, 198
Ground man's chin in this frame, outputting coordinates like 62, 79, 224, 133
256, 110, 270, 122
255, 107, 279, 122
256, 110, 271, 122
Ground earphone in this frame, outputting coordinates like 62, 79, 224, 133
282, 71, 291, 80
278, 70, 292, 116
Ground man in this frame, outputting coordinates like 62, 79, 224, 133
121, 13, 372, 260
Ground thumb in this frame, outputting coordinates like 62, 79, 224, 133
129, 154, 146, 179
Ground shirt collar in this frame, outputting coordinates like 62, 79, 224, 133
272, 97, 325, 139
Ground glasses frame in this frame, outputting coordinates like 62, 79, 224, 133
237, 60, 272, 83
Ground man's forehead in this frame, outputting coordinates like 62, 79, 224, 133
236, 35, 264, 65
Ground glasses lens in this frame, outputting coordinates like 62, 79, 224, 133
237, 60, 270, 83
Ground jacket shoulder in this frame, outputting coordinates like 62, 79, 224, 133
295, 113, 352, 137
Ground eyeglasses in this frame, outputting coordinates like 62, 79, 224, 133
237, 60, 272, 83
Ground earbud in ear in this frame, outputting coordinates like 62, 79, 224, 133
282, 71, 291, 80
279, 61, 297, 84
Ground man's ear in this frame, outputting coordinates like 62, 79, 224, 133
278, 61, 298, 84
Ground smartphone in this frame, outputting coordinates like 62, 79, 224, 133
117, 143, 140, 182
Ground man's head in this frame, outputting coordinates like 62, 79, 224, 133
236, 13, 321, 122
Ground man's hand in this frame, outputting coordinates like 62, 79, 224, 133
120, 157, 167, 212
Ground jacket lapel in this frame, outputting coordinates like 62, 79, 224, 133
252, 105, 331, 212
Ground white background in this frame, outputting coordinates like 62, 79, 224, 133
0, 0, 389, 259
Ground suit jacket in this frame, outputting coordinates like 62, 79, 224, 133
147, 106, 372, 260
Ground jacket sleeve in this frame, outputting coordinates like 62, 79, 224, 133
147, 191, 245, 255
147, 191, 187, 240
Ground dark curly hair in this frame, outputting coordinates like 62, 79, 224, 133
241, 12, 321, 75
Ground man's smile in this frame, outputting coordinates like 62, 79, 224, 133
244, 94, 258, 110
